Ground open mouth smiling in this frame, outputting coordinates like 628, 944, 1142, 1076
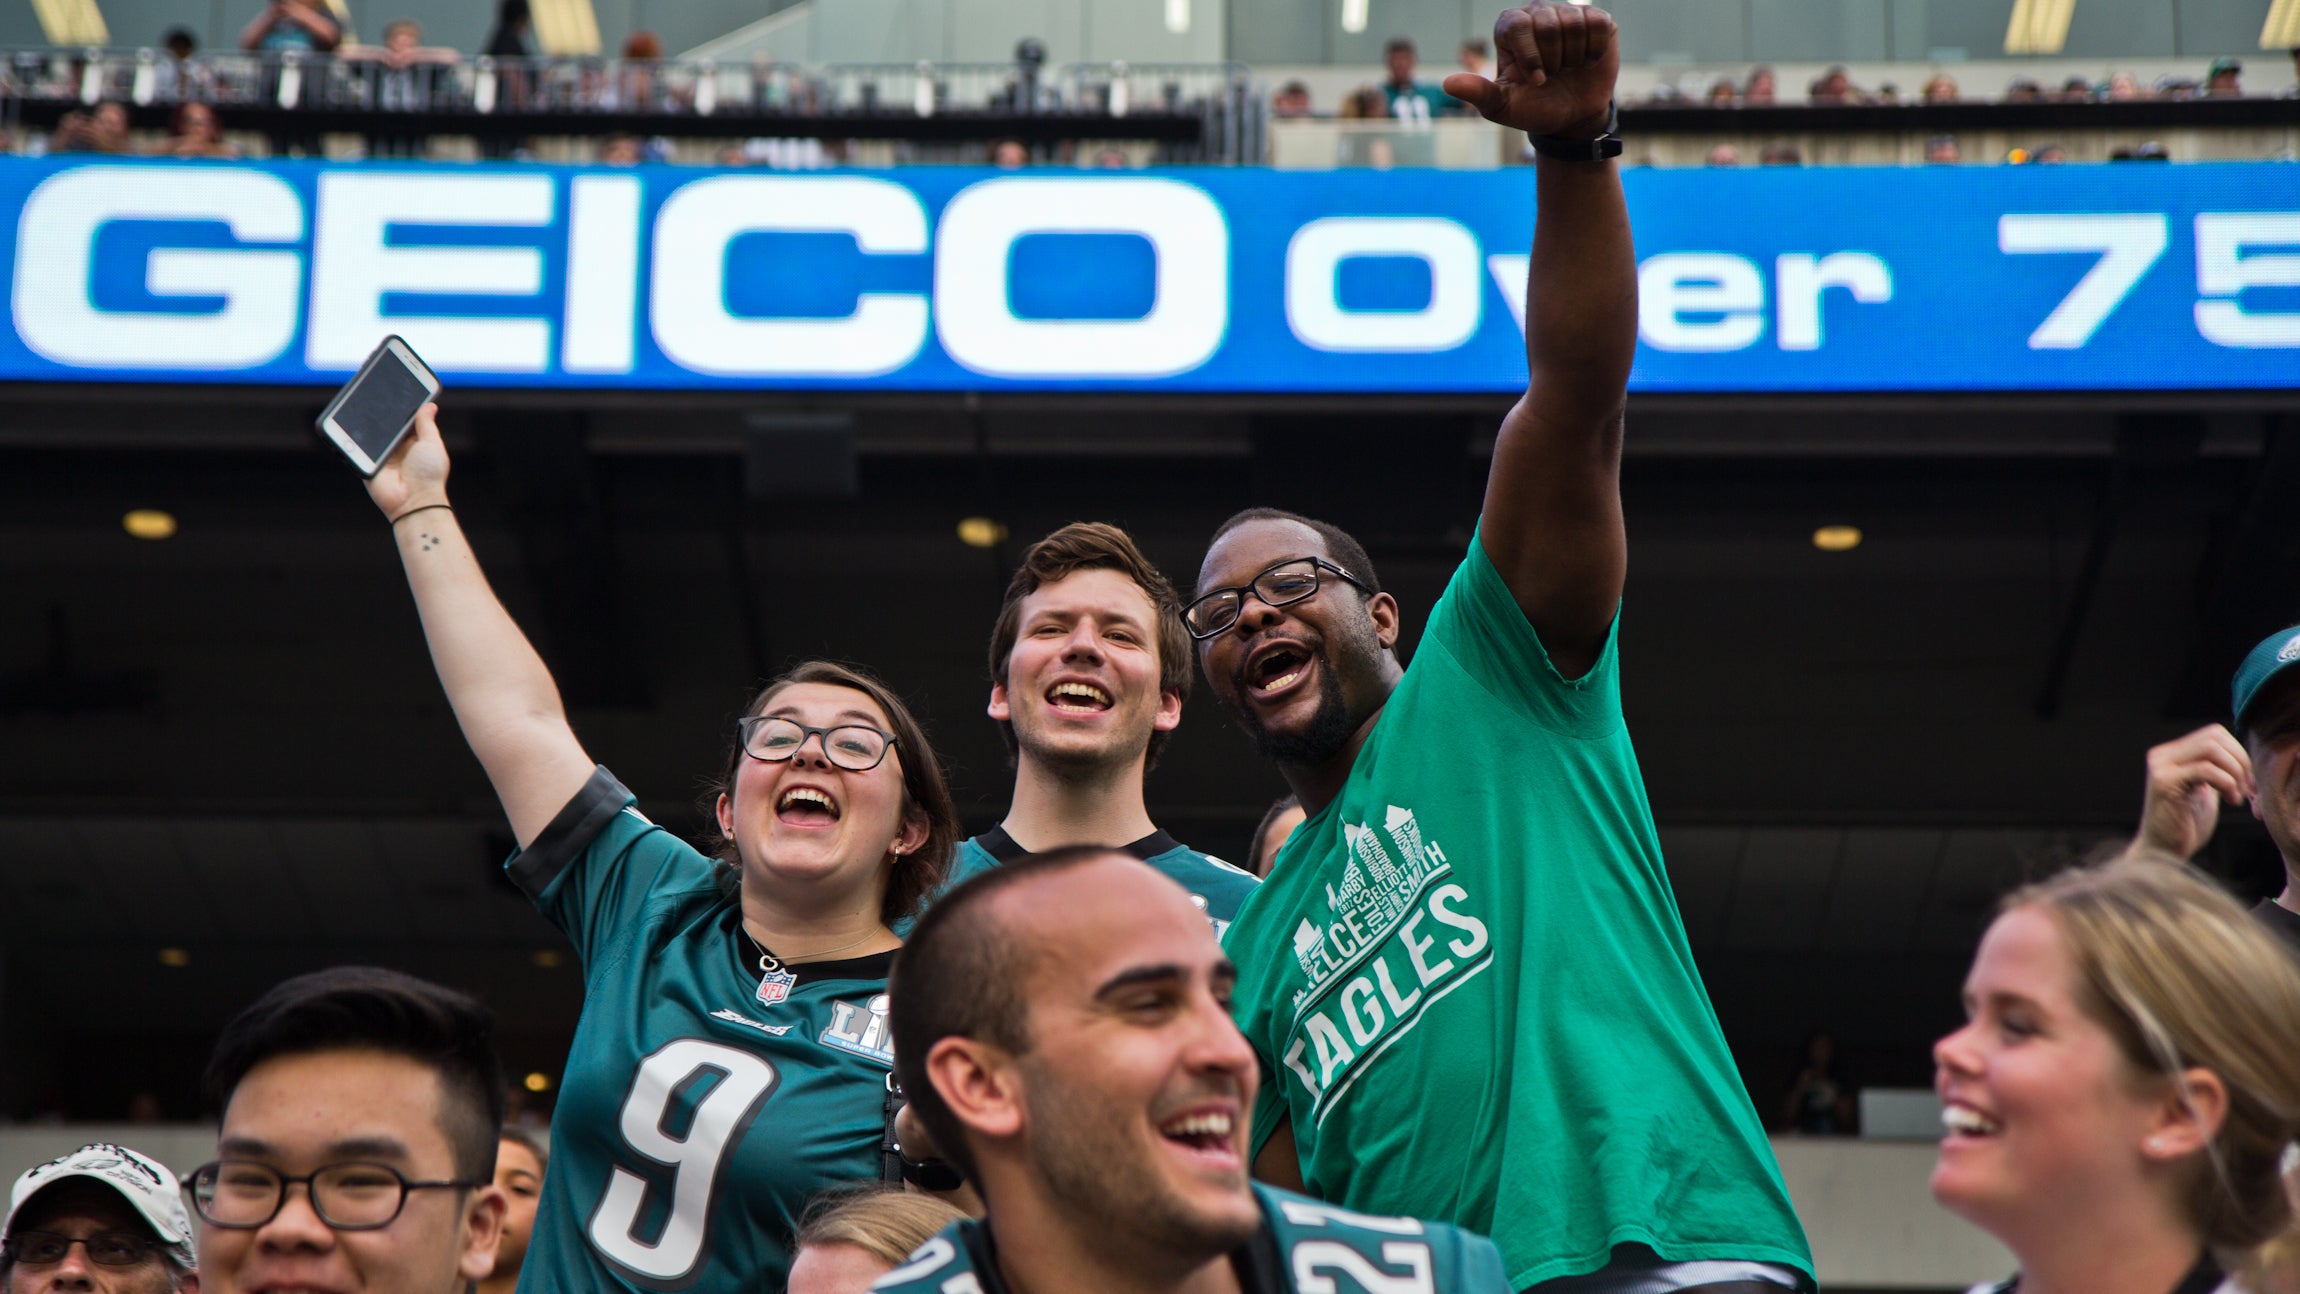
1243, 640, 1314, 700
1046, 681, 1114, 712
775, 786, 842, 825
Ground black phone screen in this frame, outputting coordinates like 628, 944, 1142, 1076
336, 351, 432, 461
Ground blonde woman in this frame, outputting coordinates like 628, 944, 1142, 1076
787, 1189, 969, 1294
1932, 856, 2300, 1294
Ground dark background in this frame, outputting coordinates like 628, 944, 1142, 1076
2, 385, 2293, 1125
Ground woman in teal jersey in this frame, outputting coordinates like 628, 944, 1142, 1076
363, 407, 960, 1292
1933, 854, 2300, 1294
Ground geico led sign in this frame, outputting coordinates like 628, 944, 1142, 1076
9, 167, 1235, 380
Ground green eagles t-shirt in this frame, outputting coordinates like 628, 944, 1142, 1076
1222, 534, 1812, 1290
507, 767, 894, 1293
869, 1183, 1512, 1293
946, 826, 1259, 938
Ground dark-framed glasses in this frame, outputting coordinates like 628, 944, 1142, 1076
737, 716, 896, 772
0, 1230, 164, 1267
1183, 557, 1374, 640
183, 1160, 483, 1231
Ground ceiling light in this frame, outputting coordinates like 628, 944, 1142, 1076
157, 947, 190, 967
1812, 525, 1863, 552
957, 517, 1009, 549
523, 1072, 552, 1092
123, 509, 176, 540
1340, 0, 1368, 34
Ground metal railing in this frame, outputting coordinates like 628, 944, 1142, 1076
0, 48, 1266, 162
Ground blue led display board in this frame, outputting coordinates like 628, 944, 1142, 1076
0, 156, 2291, 393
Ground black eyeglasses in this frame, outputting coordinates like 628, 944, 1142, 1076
1183, 557, 1374, 640
737, 716, 897, 772
1, 1231, 164, 1267
183, 1161, 483, 1231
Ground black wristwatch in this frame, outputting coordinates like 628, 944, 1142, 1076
1529, 100, 1621, 162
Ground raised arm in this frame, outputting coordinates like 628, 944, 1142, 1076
1444, 2, 1634, 679
365, 406, 596, 846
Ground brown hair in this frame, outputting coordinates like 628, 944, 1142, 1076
702, 660, 959, 927
986, 523, 1192, 769
795, 1186, 968, 1267
2003, 854, 2300, 1251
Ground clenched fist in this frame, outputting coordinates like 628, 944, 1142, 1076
1442, 2, 1619, 140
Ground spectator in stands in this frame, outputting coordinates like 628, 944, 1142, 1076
2056, 75, 2095, 102
1921, 72, 1959, 104
787, 1189, 967, 1294
2106, 69, 2146, 100
50, 102, 130, 154
1457, 38, 1493, 81
2206, 57, 2242, 98
1271, 80, 1311, 117
1705, 142, 1740, 166
152, 27, 210, 101
1705, 77, 1736, 107
1743, 65, 1776, 105
1932, 858, 2300, 1294
1337, 85, 1387, 118
1782, 1030, 1854, 1134
484, 0, 532, 58
343, 19, 458, 74
478, 1125, 546, 1294
2003, 77, 2043, 102
1925, 133, 1959, 164
1872, 81, 1900, 104
2031, 142, 2067, 163
191, 966, 507, 1294
991, 138, 1028, 168
1380, 37, 1453, 122
596, 133, 642, 164
1808, 65, 1855, 105
2126, 624, 2300, 956
239, 0, 339, 53
609, 31, 668, 112
154, 101, 238, 157
1091, 146, 1130, 168
1758, 139, 1802, 165
1244, 793, 1306, 879
2, 1143, 199, 1293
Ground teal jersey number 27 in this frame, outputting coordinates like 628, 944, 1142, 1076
508, 767, 893, 1293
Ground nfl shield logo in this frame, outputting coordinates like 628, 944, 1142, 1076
756, 966, 797, 1008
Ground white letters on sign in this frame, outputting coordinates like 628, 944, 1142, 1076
1285, 216, 1482, 352
934, 176, 1228, 378
15, 166, 303, 368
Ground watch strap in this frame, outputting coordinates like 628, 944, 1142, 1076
1529, 99, 1621, 162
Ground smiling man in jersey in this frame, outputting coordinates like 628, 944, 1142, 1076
955, 522, 1256, 932
883, 846, 1512, 1294
1188, 5, 1813, 1293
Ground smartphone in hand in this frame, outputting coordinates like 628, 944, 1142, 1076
314, 335, 440, 478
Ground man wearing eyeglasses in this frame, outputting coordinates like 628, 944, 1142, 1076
2, 1143, 198, 1294
191, 965, 507, 1294
1189, 5, 1812, 1293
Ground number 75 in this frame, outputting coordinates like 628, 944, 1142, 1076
1998, 213, 2300, 350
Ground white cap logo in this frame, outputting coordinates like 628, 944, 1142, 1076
2279, 633, 2300, 664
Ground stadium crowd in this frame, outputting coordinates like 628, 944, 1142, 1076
3, 3, 2300, 1294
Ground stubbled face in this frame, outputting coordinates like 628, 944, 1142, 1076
785, 1242, 893, 1294
2245, 675, 2300, 868
1931, 907, 2167, 1238
999, 859, 1260, 1261
2, 1182, 182, 1294
489, 1140, 541, 1282
720, 682, 921, 906
200, 1048, 500, 1294
991, 568, 1179, 778
1194, 520, 1388, 768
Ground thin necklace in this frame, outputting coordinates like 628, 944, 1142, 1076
741, 923, 879, 974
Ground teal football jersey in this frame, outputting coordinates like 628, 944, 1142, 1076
507, 767, 894, 1293
946, 827, 1258, 937
869, 1183, 1512, 1293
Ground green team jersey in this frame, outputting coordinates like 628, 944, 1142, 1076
946, 827, 1259, 938
1223, 534, 1813, 1290
868, 1183, 1511, 1293
507, 767, 894, 1294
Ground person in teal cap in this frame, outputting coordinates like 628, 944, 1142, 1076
2128, 622, 2300, 954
